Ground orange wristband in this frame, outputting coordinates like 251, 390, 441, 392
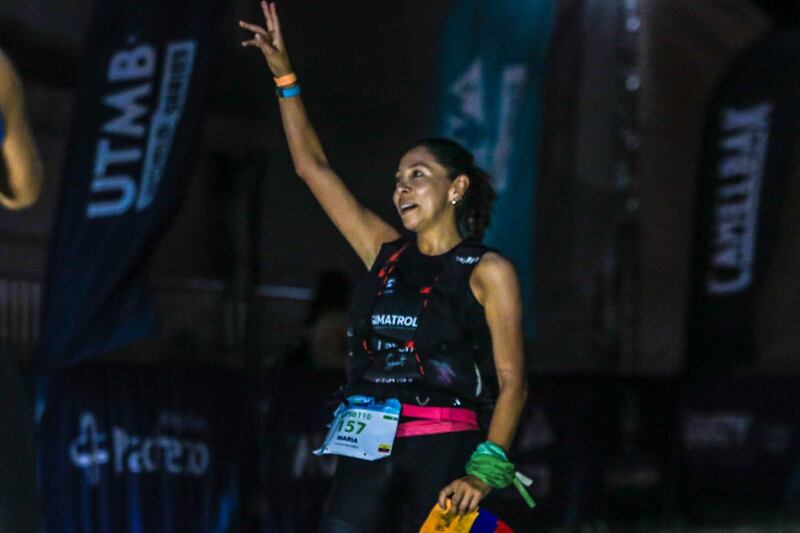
274, 73, 297, 87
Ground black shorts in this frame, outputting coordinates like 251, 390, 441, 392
319, 430, 482, 533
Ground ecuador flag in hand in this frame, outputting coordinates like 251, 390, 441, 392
420, 500, 513, 533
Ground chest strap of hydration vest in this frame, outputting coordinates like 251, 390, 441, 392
362, 241, 439, 379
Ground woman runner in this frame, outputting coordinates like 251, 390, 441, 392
240, 4, 529, 531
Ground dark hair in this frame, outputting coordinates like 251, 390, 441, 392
409, 138, 496, 240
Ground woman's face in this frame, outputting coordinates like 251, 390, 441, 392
393, 146, 456, 233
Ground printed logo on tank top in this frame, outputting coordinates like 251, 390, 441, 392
371, 314, 419, 328
384, 277, 397, 294
455, 255, 481, 265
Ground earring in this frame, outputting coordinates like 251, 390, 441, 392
450, 198, 458, 206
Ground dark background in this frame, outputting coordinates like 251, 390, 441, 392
4, 0, 800, 530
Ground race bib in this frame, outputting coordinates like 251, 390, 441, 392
313, 396, 401, 461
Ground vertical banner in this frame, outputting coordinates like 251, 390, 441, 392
687, 30, 800, 373
39, 0, 223, 367
37, 364, 251, 532
436, 0, 556, 338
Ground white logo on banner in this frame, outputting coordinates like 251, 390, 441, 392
444, 58, 528, 193
86, 39, 197, 218
706, 102, 772, 295
69, 412, 110, 486
68, 411, 210, 487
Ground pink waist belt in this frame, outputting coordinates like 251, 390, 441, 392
396, 404, 480, 438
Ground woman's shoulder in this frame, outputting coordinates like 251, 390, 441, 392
473, 251, 516, 279
469, 251, 519, 304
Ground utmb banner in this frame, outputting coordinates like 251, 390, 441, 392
40, 0, 224, 368
688, 29, 800, 372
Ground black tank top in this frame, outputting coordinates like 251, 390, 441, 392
346, 237, 493, 406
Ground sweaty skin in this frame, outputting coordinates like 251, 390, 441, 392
240, 2, 528, 517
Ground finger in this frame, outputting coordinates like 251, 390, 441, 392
461, 488, 480, 515
241, 40, 270, 53
269, 3, 284, 48
262, 1, 274, 32
240, 36, 274, 53
466, 492, 481, 514
451, 490, 465, 515
452, 487, 469, 515
455, 493, 467, 515
438, 487, 454, 510
270, 2, 282, 33
239, 20, 268, 35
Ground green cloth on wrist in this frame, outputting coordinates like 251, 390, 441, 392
465, 441, 536, 508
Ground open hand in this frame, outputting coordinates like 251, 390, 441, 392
239, 1, 292, 77
438, 475, 492, 516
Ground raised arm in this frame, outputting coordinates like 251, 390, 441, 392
0, 49, 43, 210
240, 2, 399, 268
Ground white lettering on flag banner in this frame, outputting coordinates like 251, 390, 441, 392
40, 0, 223, 368
706, 103, 772, 295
